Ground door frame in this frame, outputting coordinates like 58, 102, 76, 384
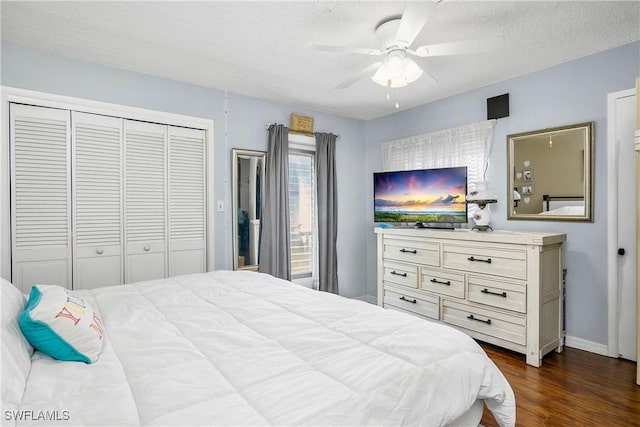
607, 87, 636, 358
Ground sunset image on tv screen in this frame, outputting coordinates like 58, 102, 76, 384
374, 167, 467, 223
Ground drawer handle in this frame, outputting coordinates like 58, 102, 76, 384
430, 278, 451, 286
400, 248, 417, 254
144, 245, 151, 251
467, 256, 492, 264
390, 270, 407, 277
481, 288, 507, 298
400, 296, 417, 304
467, 314, 492, 325
96, 248, 104, 255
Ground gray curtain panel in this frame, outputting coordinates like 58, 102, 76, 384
315, 132, 338, 294
258, 124, 291, 280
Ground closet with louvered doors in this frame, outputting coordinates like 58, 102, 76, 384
168, 126, 206, 277
123, 121, 207, 283
10, 104, 72, 290
9, 103, 208, 292
124, 120, 167, 284
72, 112, 123, 289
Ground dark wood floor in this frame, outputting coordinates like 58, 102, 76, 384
479, 343, 640, 427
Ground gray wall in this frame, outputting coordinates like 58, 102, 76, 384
365, 41, 640, 346
0, 43, 368, 298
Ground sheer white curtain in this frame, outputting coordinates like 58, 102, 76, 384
381, 120, 496, 195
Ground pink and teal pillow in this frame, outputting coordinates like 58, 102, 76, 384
19, 285, 104, 364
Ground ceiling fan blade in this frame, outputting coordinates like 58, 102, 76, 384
421, 67, 437, 85
306, 43, 383, 56
411, 36, 504, 57
395, 2, 438, 47
335, 62, 383, 89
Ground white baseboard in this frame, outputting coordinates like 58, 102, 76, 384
564, 335, 609, 357
351, 295, 377, 305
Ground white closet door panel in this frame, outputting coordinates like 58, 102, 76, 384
124, 120, 167, 283
127, 241, 165, 283
127, 253, 166, 283
10, 104, 71, 292
15, 260, 69, 289
72, 112, 123, 289
76, 256, 121, 290
168, 126, 206, 276
171, 240, 205, 276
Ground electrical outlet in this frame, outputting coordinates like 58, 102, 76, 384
217, 200, 224, 212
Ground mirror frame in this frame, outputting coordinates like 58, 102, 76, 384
231, 148, 266, 271
507, 121, 594, 222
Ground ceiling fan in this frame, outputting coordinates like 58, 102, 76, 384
309, 2, 503, 89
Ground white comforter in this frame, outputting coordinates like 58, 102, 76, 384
12, 271, 515, 426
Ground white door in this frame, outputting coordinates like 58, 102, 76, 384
72, 112, 123, 289
168, 126, 206, 276
124, 119, 167, 283
615, 91, 637, 361
10, 104, 72, 292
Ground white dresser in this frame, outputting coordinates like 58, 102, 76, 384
375, 227, 566, 367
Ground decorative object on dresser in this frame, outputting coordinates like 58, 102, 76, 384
466, 182, 498, 231
375, 227, 566, 367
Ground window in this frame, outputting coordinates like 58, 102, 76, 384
287, 132, 318, 284
288, 148, 315, 279
381, 120, 496, 220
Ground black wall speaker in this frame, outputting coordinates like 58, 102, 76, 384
487, 93, 509, 120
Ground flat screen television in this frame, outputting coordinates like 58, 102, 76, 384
373, 166, 468, 226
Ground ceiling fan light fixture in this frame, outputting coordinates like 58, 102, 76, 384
371, 63, 390, 86
372, 50, 423, 88
386, 52, 405, 79
371, 73, 408, 88
402, 57, 423, 83
388, 78, 408, 88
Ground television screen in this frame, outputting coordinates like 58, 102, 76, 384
374, 166, 468, 224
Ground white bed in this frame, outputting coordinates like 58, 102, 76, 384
2, 271, 515, 426
539, 205, 585, 215
540, 196, 585, 215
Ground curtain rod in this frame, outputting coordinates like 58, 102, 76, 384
264, 124, 339, 139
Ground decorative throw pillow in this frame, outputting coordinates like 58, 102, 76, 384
19, 285, 104, 364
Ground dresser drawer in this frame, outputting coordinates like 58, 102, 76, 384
468, 275, 526, 313
442, 299, 526, 346
442, 244, 527, 280
384, 287, 439, 320
383, 260, 418, 288
420, 268, 465, 299
383, 237, 439, 266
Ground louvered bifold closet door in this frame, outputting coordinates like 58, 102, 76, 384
168, 126, 206, 276
124, 120, 167, 283
72, 112, 123, 289
10, 104, 72, 292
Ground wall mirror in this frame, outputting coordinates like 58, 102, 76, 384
507, 122, 594, 222
232, 149, 266, 270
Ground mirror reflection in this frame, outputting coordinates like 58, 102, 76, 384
232, 149, 266, 270
507, 122, 593, 222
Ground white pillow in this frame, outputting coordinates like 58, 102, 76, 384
19, 284, 104, 364
1, 279, 34, 408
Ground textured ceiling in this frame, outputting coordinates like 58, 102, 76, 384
1, 1, 639, 120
